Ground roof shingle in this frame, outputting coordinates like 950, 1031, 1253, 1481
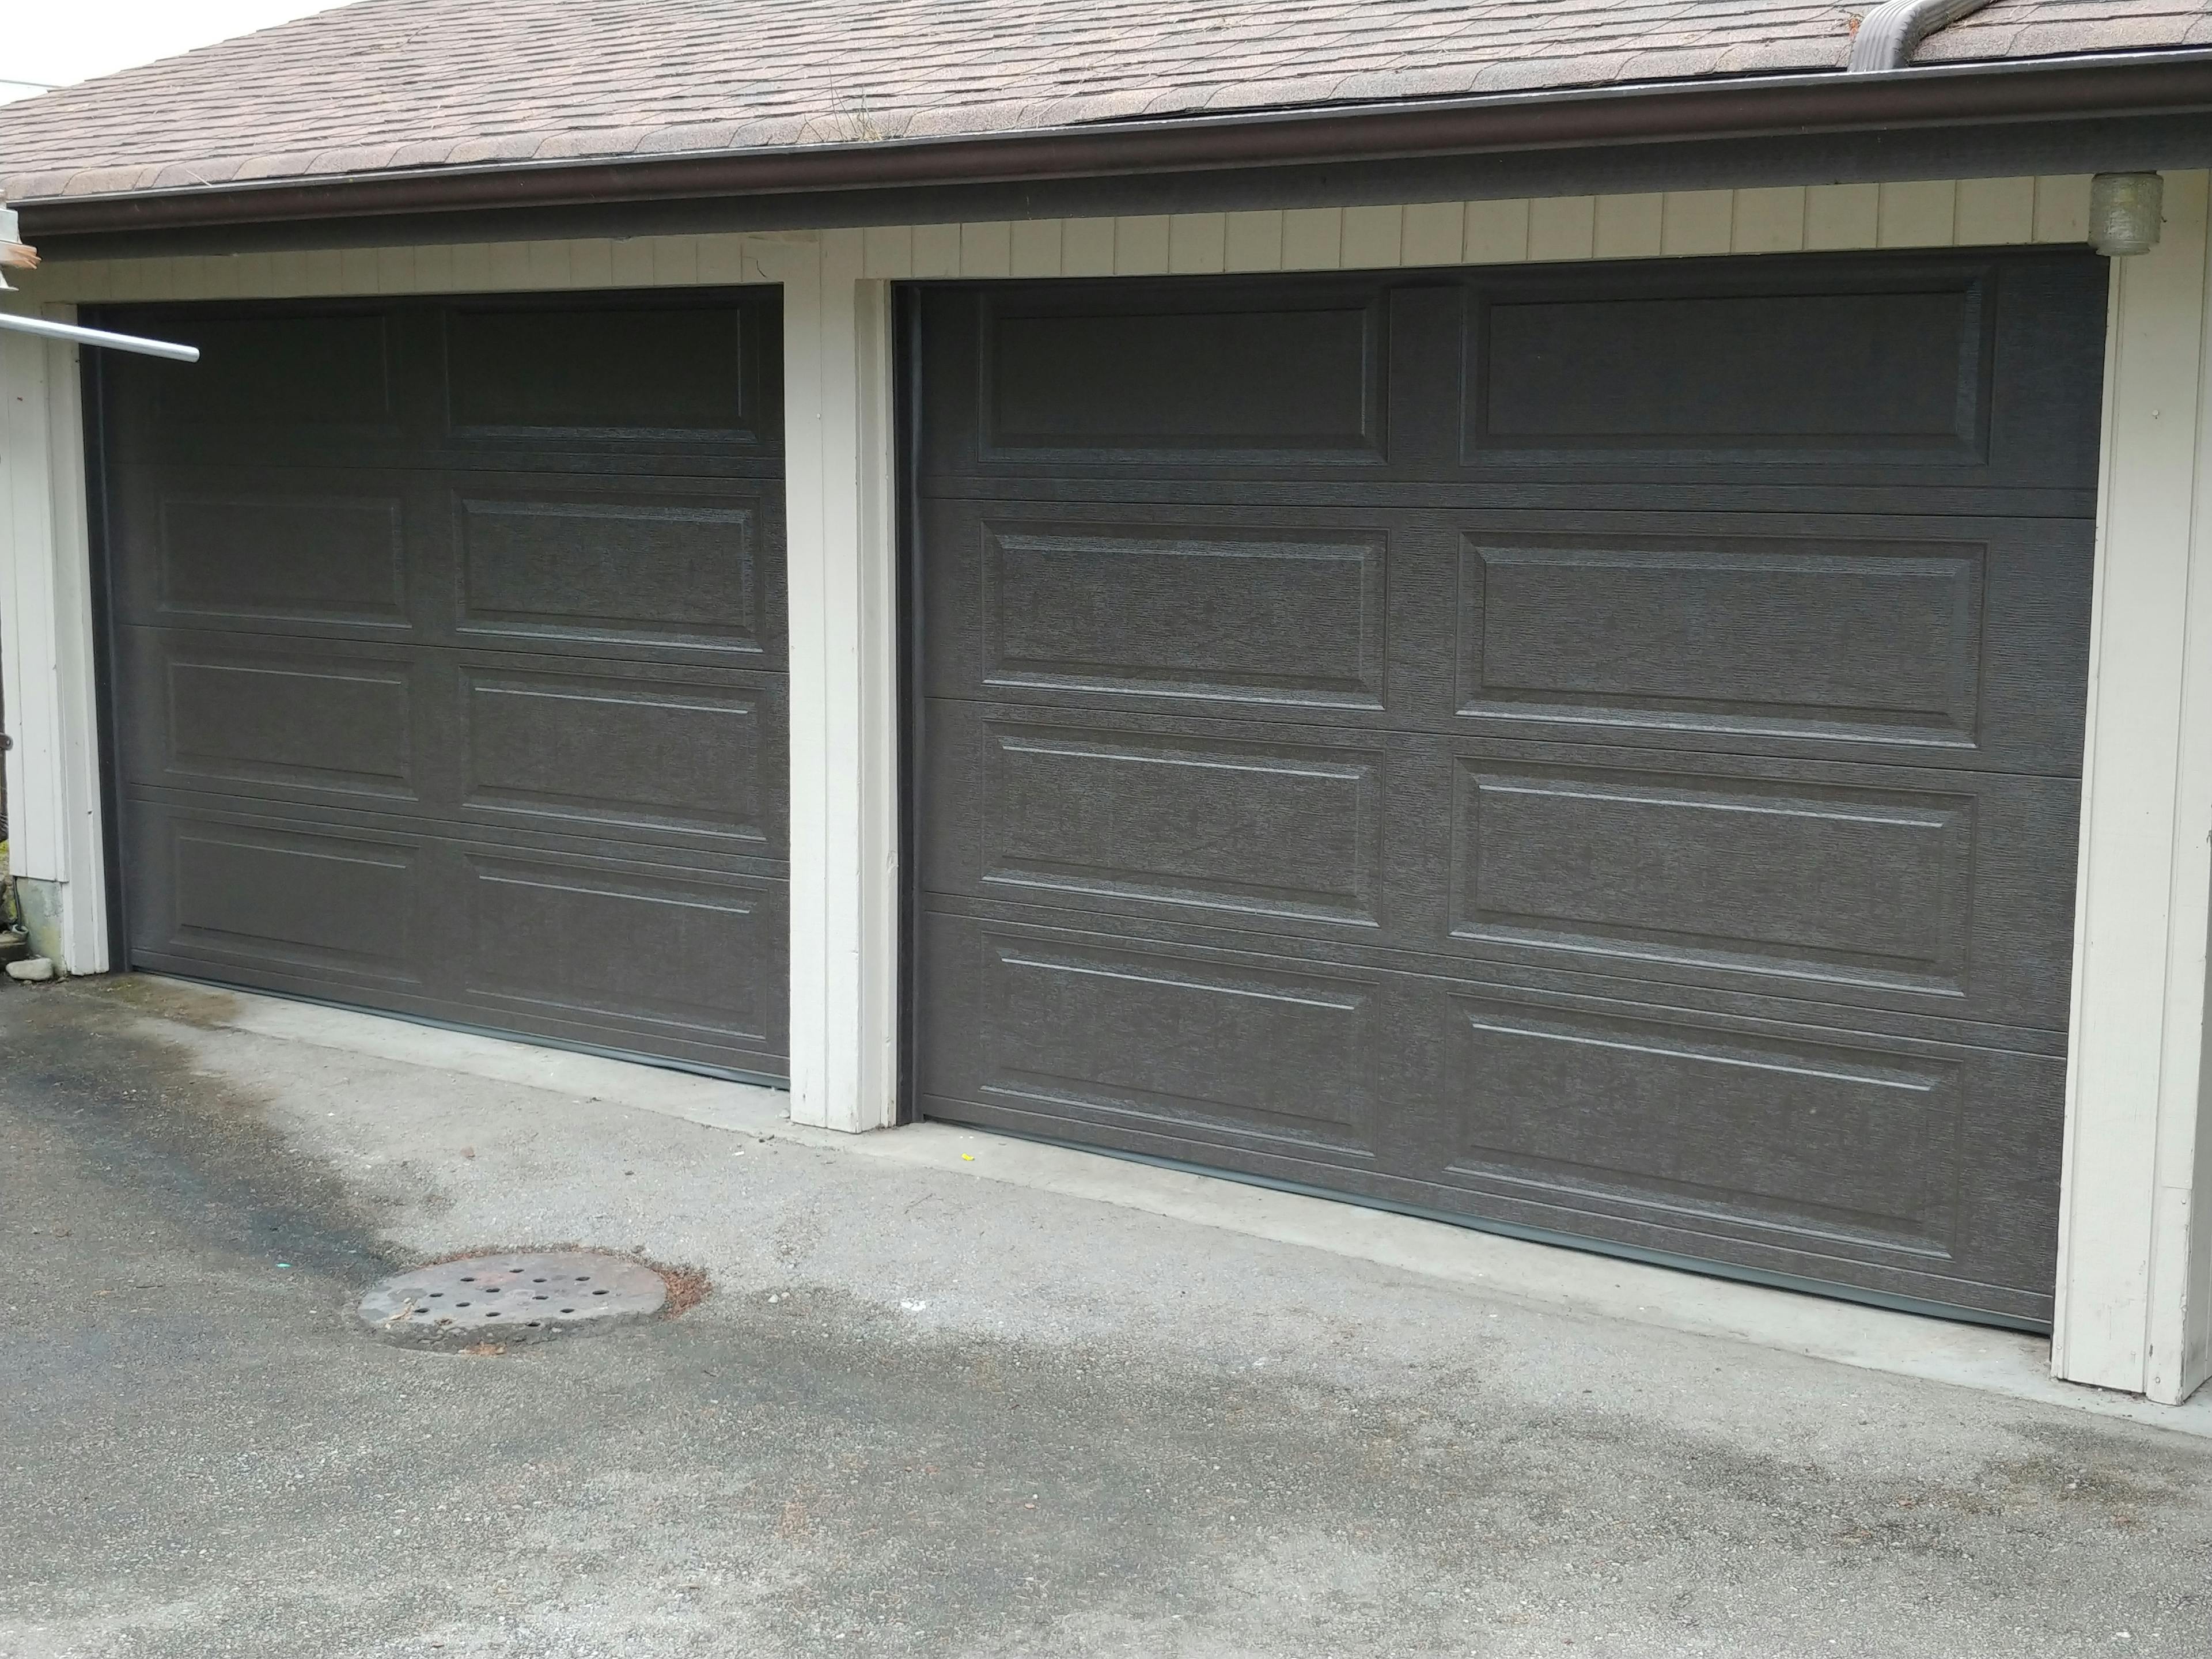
0, 0, 2201, 204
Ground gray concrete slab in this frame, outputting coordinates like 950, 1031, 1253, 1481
4, 974, 2211, 1658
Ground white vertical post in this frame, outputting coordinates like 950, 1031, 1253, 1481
2055, 169, 2212, 1405
765, 232, 901, 1131
0, 298, 109, 972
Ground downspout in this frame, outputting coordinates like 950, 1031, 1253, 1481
1848, 0, 1998, 72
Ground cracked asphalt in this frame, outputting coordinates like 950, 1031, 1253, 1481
3, 975, 2210, 1657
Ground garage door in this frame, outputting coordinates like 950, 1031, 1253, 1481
911, 251, 2106, 1325
100, 291, 787, 1080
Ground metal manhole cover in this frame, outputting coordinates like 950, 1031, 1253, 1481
357, 1251, 666, 1347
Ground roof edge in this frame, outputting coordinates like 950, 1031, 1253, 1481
16, 48, 2212, 238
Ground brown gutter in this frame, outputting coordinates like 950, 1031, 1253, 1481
18, 48, 2212, 237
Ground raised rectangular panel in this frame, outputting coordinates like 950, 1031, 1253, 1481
147, 311, 393, 430
166, 820, 417, 976
444, 299, 765, 437
983, 520, 1385, 707
455, 492, 763, 654
980, 935, 1374, 1148
982, 287, 1382, 461
1445, 996, 1961, 1253
1471, 269, 1993, 461
1452, 762, 1974, 992
462, 855, 776, 1042
463, 669, 770, 844
982, 724, 1381, 924
1457, 534, 1984, 745
165, 651, 412, 798
157, 494, 407, 625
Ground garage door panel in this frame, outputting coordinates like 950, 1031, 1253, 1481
117, 627, 786, 860
915, 259, 2099, 1321
969, 716, 1385, 928
104, 305, 413, 468
124, 798, 786, 1074
116, 626, 430, 809
1449, 515, 2090, 771
128, 806, 429, 988
106, 296, 784, 477
922, 277, 1388, 475
921, 497, 1412, 713
919, 916, 1388, 1161
1450, 761, 1975, 997
1421, 997, 2062, 1321
457, 851, 783, 1052
105, 292, 790, 1080
448, 476, 783, 666
929, 698, 2074, 1031
440, 295, 778, 445
926, 494, 2086, 776
931, 886, 2071, 1056
457, 661, 782, 852
921, 254, 2103, 498
1440, 991, 1967, 1256
1457, 532, 1984, 748
918, 915, 2063, 1322
980, 516, 1388, 711
1442, 252, 2104, 494
1462, 261, 1995, 468
107, 465, 424, 638
922, 700, 1401, 931
1441, 745, 2078, 1029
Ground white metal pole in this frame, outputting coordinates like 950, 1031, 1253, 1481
0, 310, 200, 362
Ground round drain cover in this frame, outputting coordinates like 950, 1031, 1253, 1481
357, 1251, 666, 1347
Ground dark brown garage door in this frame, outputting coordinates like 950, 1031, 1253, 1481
911, 251, 2107, 1325
99, 291, 787, 1080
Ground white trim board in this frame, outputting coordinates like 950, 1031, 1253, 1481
2061, 169, 2212, 1406
0, 297, 109, 972
18, 177, 2094, 305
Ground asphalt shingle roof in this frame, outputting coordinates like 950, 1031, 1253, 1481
1, 0, 2205, 203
